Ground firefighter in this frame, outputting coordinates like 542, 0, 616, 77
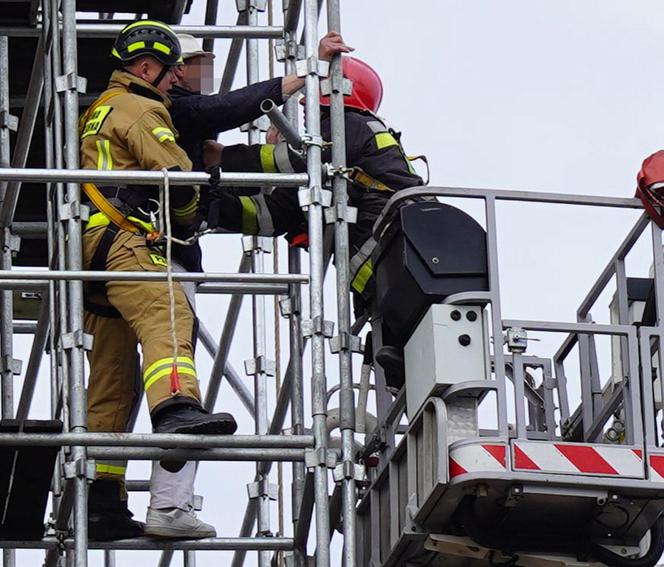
201, 57, 424, 388
202, 56, 424, 308
79, 20, 236, 540
162, 32, 353, 275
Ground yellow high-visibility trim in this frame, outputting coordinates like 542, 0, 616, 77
96, 464, 126, 475
239, 196, 258, 234
173, 195, 200, 218
152, 42, 172, 55
351, 259, 373, 294
123, 20, 174, 34
95, 140, 113, 171
127, 41, 146, 53
144, 367, 196, 392
111, 47, 121, 59
152, 127, 176, 143
259, 144, 277, 173
144, 356, 195, 381
375, 131, 398, 150
84, 212, 154, 234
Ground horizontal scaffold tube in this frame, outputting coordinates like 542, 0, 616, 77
195, 282, 290, 295
0, 168, 308, 187
0, 432, 313, 448
0, 537, 295, 551
0, 25, 285, 39
0, 270, 307, 285
87, 447, 305, 462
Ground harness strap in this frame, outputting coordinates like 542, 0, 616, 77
85, 223, 122, 318
344, 167, 394, 193
81, 183, 143, 235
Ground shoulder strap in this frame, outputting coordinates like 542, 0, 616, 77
81, 183, 141, 234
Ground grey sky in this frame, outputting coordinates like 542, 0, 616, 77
13, 1, 664, 565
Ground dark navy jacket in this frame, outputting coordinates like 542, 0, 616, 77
168, 78, 285, 271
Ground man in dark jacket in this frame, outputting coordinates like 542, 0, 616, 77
201, 56, 425, 307
167, 32, 353, 272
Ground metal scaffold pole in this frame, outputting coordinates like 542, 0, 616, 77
302, 0, 331, 565
61, 0, 89, 564
282, 2, 307, 564
242, 1, 274, 564
0, 32, 16, 567
326, 1, 357, 564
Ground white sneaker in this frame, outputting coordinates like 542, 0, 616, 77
144, 506, 216, 539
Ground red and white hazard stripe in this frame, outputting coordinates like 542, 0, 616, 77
512, 441, 644, 478
647, 451, 664, 481
449, 442, 507, 479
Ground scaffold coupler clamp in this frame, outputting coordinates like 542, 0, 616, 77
295, 57, 329, 79
304, 447, 337, 471
320, 69, 352, 99
236, 0, 267, 12
504, 327, 530, 353
302, 316, 334, 340
333, 460, 369, 488
63, 457, 96, 483
298, 184, 332, 212
329, 331, 362, 355
242, 234, 273, 255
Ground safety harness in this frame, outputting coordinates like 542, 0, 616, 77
79, 89, 162, 317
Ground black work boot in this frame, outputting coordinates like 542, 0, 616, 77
152, 400, 237, 472
375, 346, 406, 390
88, 479, 144, 541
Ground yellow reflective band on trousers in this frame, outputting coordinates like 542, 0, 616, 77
259, 144, 277, 173
96, 139, 113, 170
375, 131, 399, 150
152, 127, 176, 143
239, 196, 258, 234
351, 258, 373, 294
96, 461, 127, 476
143, 356, 196, 392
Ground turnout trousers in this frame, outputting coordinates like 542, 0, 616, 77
82, 225, 202, 490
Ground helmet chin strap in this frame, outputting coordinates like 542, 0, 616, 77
152, 64, 172, 88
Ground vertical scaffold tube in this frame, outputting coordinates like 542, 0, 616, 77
245, 3, 272, 566
0, 37, 12, 422
326, 1, 356, 564
61, 1, 89, 565
303, 0, 331, 564
0, 34, 15, 567
282, 6, 307, 562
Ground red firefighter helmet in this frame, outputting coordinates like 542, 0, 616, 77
636, 150, 664, 228
316, 56, 383, 113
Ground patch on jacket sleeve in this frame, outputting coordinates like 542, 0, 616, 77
81, 106, 113, 139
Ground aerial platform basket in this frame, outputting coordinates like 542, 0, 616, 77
359, 192, 664, 567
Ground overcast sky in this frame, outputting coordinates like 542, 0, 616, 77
14, 1, 664, 565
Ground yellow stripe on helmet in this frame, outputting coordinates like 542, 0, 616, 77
122, 20, 175, 34
152, 41, 172, 55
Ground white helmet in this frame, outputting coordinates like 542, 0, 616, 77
176, 34, 215, 61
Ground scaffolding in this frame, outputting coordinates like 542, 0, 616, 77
3, 2, 664, 567
0, 0, 354, 565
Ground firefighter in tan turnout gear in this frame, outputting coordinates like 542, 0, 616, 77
79, 20, 236, 540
